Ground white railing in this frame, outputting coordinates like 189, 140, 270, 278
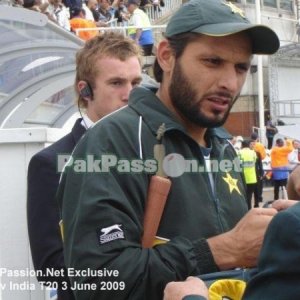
105, 17, 118, 27
74, 0, 182, 37
275, 100, 300, 118
144, 0, 182, 22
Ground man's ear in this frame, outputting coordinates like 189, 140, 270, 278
77, 80, 93, 100
156, 39, 175, 75
77, 80, 87, 95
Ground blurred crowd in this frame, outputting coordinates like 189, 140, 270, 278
12, 0, 165, 41
232, 131, 300, 208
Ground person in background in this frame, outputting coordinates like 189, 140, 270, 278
69, 7, 99, 41
83, 0, 98, 21
114, 0, 128, 25
23, 0, 52, 16
97, 0, 113, 23
27, 32, 143, 300
239, 139, 258, 209
46, 0, 70, 31
57, 0, 280, 299
270, 137, 293, 200
250, 132, 266, 161
232, 135, 243, 151
265, 114, 278, 149
61, 0, 81, 11
126, 0, 154, 55
250, 132, 265, 204
288, 139, 300, 169
139, 0, 151, 12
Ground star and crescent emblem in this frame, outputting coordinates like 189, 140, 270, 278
222, 173, 241, 195
223, 1, 246, 19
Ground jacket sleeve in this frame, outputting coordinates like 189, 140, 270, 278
27, 153, 71, 288
59, 129, 218, 300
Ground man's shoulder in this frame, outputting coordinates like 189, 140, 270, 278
93, 105, 139, 131
30, 120, 84, 163
29, 132, 75, 170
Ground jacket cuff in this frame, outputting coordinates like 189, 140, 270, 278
193, 238, 219, 274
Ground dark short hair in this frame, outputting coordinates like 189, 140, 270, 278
276, 138, 284, 145
127, 0, 139, 5
250, 132, 258, 140
242, 139, 251, 148
70, 7, 84, 18
153, 32, 200, 83
23, 0, 35, 8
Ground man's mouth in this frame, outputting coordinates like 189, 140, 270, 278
207, 96, 230, 111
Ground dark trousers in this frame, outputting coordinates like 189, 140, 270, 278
254, 179, 263, 207
246, 183, 257, 209
274, 179, 288, 200
267, 137, 273, 149
142, 44, 153, 56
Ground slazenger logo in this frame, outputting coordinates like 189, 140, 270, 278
99, 224, 125, 244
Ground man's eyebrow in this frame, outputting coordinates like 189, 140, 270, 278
107, 76, 143, 82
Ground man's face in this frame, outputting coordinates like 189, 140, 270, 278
168, 33, 252, 128
293, 141, 300, 149
277, 140, 284, 147
249, 141, 255, 150
89, 0, 98, 9
86, 56, 142, 122
126, 3, 136, 13
99, 0, 110, 9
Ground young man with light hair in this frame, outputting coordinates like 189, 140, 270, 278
27, 32, 142, 300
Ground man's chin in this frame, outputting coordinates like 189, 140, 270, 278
196, 115, 228, 128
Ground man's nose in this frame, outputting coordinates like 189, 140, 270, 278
218, 66, 240, 94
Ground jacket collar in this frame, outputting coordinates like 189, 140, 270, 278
71, 118, 86, 144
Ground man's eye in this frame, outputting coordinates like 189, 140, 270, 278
111, 81, 122, 86
132, 81, 141, 87
236, 64, 250, 73
204, 58, 221, 66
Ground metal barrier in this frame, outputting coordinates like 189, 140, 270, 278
105, 17, 118, 27
145, 0, 182, 22
74, 0, 182, 38
274, 100, 300, 119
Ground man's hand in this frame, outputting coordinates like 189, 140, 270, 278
164, 277, 208, 300
272, 199, 298, 211
208, 207, 277, 269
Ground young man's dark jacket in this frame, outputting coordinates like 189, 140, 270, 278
27, 118, 86, 300
58, 87, 248, 300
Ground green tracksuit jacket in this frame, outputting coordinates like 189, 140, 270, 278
58, 87, 248, 300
